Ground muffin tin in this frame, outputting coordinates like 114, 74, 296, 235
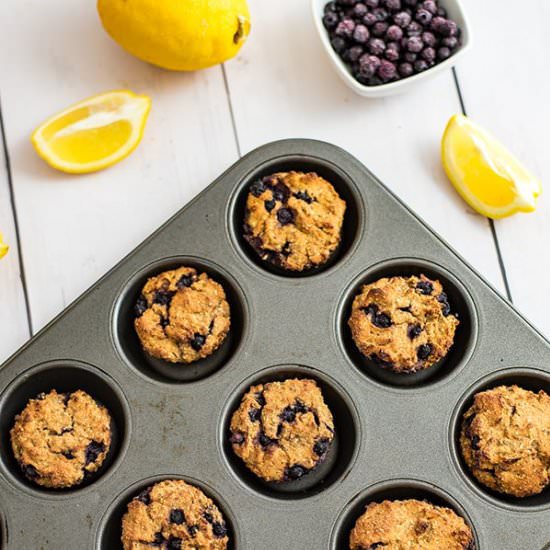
0, 139, 549, 549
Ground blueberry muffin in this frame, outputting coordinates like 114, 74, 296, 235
229, 378, 334, 482
121, 479, 229, 549
349, 499, 475, 550
10, 389, 112, 488
348, 274, 459, 373
460, 385, 550, 498
243, 171, 346, 271
134, 266, 231, 364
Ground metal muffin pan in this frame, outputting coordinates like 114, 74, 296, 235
0, 139, 549, 549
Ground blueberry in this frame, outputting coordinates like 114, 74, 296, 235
372, 21, 388, 37
249, 179, 266, 197
407, 323, 422, 339
154, 532, 166, 544
372, 7, 389, 21
353, 3, 368, 17
134, 294, 148, 317
386, 24, 403, 41
190, 333, 206, 351
416, 280, 433, 294
438, 19, 457, 36
264, 199, 276, 212
404, 51, 417, 62
414, 59, 429, 71
404, 0, 418, 5
417, 343, 432, 360
393, 11, 411, 27
331, 36, 347, 53
203, 512, 214, 524
383, 0, 401, 10
137, 487, 152, 504
187, 525, 199, 537
170, 509, 185, 525
353, 23, 370, 43
313, 438, 331, 456
324, 1, 338, 13
153, 289, 174, 306
415, 7, 432, 24
166, 536, 182, 550
62, 450, 75, 460
362, 12, 378, 26
430, 15, 446, 32
378, 59, 397, 81
421, 46, 436, 62
421, 0, 437, 14
255, 392, 266, 406
176, 274, 194, 288
406, 21, 422, 35
230, 431, 245, 445
277, 207, 295, 225
335, 18, 356, 37
398, 61, 414, 77
323, 11, 340, 29
281, 406, 296, 422
405, 35, 423, 52
259, 432, 275, 447
365, 0, 379, 7
437, 292, 452, 316
441, 36, 458, 49
281, 241, 292, 257
248, 408, 261, 422
294, 401, 308, 414
345, 45, 365, 62
85, 440, 105, 465
357, 54, 382, 78
213, 522, 228, 538
437, 6, 447, 17
384, 46, 399, 61
437, 46, 451, 60
471, 434, 481, 450
22, 464, 39, 479
421, 31, 436, 47
368, 37, 386, 55
271, 183, 289, 202
286, 465, 308, 480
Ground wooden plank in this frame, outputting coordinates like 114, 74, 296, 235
458, 0, 550, 338
0, 0, 238, 332
224, 0, 504, 292
0, 119, 31, 363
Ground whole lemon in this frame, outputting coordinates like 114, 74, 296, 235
97, 0, 251, 71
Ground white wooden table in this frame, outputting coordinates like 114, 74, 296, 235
1, 0, 548, 364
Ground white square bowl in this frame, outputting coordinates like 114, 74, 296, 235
312, 0, 472, 98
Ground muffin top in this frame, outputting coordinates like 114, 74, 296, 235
243, 171, 346, 271
229, 378, 334, 482
134, 266, 231, 364
348, 274, 459, 373
460, 385, 550, 498
349, 499, 475, 550
121, 479, 229, 550
10, 389, 112, 489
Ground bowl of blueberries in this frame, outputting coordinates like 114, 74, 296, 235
312, 0, 471, 97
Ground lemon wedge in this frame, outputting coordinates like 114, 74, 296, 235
31, 90, 151, 174
442, 114, 541, 219
0, 233, 8, 259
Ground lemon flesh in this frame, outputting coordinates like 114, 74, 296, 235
0, 233, 8, 259
442, 114, 541, 219
31, 90, 151, 174
98, 0, 251, 71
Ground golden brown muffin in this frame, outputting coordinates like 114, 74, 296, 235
121, 479, 229, 549
229, 378, 334, 482
10, 389, 112, 488
134, 266, 230, 364
348, 274, 459, 373
349, 499, 475, 550
243, 171, 346, 271
460, 385, 550, 498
